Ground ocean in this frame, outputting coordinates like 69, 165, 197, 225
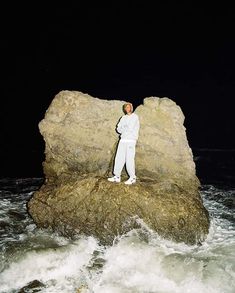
0, 149, 234, 293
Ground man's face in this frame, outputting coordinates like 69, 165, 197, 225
125, 104, 132, 114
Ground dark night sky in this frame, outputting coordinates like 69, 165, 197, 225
1, 2, 235, 177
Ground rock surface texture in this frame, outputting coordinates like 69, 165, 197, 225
28, 91, 210, 245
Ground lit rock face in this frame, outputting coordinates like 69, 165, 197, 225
28, 91, 209, 245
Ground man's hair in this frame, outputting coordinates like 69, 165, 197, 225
123, 102, 133, 114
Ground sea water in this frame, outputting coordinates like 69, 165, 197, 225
0, 177, 234, 293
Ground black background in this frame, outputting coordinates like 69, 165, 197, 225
1, 2, 235, 179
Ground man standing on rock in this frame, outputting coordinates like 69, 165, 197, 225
108, 102, 140, 185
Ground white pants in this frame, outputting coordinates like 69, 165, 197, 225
113, 140, 136, 178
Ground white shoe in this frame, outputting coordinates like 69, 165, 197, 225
107, 176, 121, 183
124, 177, 136, 185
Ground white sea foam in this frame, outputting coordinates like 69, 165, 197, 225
88, 218, 235, 293
0, 183, 234, 293
0, 220, 234, 293
0, 237, 99, 292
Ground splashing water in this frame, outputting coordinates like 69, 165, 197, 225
0, 179, 234, 293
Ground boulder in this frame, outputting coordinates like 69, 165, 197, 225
28, 90, 210, 245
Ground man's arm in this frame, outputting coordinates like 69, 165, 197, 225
116, 116, 125, 134
131, 115, 140, 140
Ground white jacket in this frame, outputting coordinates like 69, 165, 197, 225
116, 112, 140, 141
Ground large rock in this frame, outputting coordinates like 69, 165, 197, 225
28, 90, 210, 245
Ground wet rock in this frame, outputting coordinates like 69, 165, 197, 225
8, 209, 26, 220
18, 280, 45, 292
28, 175, 209, 246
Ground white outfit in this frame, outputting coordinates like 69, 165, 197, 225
116, 112, 139, 141
113, 112, 140, 178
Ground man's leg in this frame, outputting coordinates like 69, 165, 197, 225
126, 141, 136, 178
113, 141, 126, 177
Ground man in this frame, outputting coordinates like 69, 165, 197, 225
108, 102, 140, 185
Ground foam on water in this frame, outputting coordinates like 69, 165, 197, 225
0, 237, 99, 292
0, 181, 234, 293
88, 216, 235, 293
